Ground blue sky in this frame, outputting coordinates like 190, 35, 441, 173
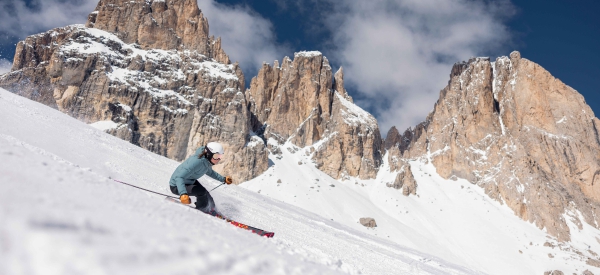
0, 0, 597, 134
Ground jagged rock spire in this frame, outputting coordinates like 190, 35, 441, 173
384, 126, 401, 150
86, 0, 229, 63
247, 51, 383, 179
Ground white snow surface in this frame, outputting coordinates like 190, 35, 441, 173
294, 51, 323, 58
336, 92, 377, 127
89, 120, 119, 131
2, 87, 599, 275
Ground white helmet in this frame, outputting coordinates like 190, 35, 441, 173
206, 142, 225, 155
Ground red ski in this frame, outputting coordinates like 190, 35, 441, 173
165, 197, 275, 238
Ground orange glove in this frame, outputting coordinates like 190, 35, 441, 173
225, 176, 233, 185
180, 194, 191, 204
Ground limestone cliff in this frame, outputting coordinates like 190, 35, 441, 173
389, 51, 600, 241
86, 0, 229, 63
384, 126, 401, 150
0, 0, 267, 182
246, 52, 383, 180
0, 0, 382, 183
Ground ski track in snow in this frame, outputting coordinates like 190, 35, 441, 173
2, 87, 600, 275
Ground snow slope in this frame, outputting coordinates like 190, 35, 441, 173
0, 89, 480, 274
243, 143, 600, 273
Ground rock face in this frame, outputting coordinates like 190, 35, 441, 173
86, 0, 229, 63
246, 53, 383, 180
0, 0, 267, 182
389, 51, 600, 241
0, 0, 381, 183
384, 126, 401, 150
359, 217, 377, 228
386, 164, 417, 196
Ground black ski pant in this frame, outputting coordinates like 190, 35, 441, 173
170, 180, 214, 210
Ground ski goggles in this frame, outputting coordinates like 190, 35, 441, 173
212, 154, 224, 160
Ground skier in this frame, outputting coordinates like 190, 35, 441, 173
169, 142, 233, 214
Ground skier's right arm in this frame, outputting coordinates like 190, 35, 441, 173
174, 177, 187, 195
172, 175, 190, 204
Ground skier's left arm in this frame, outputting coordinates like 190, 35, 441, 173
206, 169, 226, 183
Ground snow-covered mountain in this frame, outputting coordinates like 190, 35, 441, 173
2, 0, 600, 274
3, 85, 600, 274
0, 0, 385, 186
0, 0, 267, 184
1, 88, 482, 274
386, 53, 600, 245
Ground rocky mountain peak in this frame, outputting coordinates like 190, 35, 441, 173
247, 51, 383, 180
509, 50, 521, 66
248, 51, 333, 146
86, 0, 229, 63
384, 126, 401, 150
334, 66, 353, 102
388, 51, 600, 241
0, 0, 266, 183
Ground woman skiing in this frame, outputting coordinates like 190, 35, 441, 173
169, 142, 233, 214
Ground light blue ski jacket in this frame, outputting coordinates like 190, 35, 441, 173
169, 146, 225, 195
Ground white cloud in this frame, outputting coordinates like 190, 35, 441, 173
196, 0, 290, 82
0, 0, 97, 38
291, 0, 515, 134
0, 59, 12, 75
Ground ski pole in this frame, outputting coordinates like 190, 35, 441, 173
209, 183, 225, 192
112, 179, 179, 199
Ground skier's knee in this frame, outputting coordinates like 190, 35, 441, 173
195, 194, 209, 209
